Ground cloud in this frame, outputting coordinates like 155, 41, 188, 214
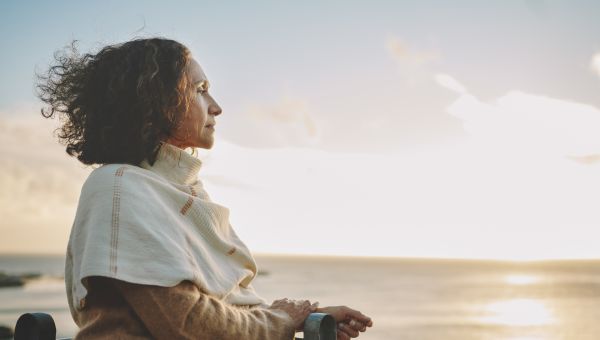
200, 131, 600, 260
569, 154, 600, 165
591, 52, 600, 78
386, 37, 440, 66
214, 36, 462, 153
224, 95, 321, 149
0, 111, 90, 254
247, 96, 318, 136
434, 73, 468, 95
4, 99, 600, 259
437, 74, 600, 159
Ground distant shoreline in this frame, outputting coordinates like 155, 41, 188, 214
1, 252, 600, 264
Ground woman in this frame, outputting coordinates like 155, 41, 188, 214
37, 37, 373, 340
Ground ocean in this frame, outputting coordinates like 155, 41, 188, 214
1, 254, 599, 339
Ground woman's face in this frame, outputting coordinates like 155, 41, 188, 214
167, 57, 222, 149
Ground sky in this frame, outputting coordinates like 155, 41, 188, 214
1, 0, 600, 259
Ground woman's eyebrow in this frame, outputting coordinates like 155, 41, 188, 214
195, 80, 210, 92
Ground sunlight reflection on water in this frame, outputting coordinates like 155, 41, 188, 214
504, 274, 540, 285
480, 298, 554, 326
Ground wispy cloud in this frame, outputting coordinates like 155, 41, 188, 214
569, 154, 600, 164
241, 96, 320, 148
591, 52, 600, 78
434, 73, 468, 95
386, 37, 440, 66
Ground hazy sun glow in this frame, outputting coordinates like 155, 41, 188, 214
481, 299, 554, 326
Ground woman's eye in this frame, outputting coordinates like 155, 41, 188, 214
197, 80, 210, 94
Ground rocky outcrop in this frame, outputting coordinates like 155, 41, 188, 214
0, 325, 14, 339
0, 271, 41, 288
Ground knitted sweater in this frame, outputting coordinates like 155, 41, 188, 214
73, 276, 296, 339
65, 142, 295, 339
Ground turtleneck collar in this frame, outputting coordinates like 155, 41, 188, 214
140, 142, 202, 185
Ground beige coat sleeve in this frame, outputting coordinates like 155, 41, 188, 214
110, 279, 297, 340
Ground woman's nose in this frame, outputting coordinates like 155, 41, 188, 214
209, 98, 222, 116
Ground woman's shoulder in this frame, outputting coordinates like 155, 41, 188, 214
76, 163, 173, 218
84, 163, 134, 185
82, 163, 160, 194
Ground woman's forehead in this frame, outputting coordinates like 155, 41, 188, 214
188, 58, 207, 83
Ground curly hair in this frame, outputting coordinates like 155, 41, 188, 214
36, 37, 195, 166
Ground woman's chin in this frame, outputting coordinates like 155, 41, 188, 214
196, 139, 214, 150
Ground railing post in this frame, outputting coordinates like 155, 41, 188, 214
14, 313, 56, 340
299, 313, 337, 340
15, 311, 337, 340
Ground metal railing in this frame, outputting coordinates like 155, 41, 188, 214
14, 312, 337, 340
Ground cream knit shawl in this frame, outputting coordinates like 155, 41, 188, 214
65, 142, 265, 320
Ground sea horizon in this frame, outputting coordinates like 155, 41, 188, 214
2, 254, 600, 339
2, 251, 600, 262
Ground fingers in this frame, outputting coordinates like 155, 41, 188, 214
273, 298, 318, 306
302, 301, 313, 316
272, 298, 290, 305
337, 329, 351, 340
289, 299, 319, 310
271, 298, 321, 332
338, 322, 359, 338
347, 319, 367, 332
346, 308, 373, 327
295, 299, 318, 317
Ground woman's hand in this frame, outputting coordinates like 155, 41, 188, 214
269, 298, 319, 331
316, 305, 373, 340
